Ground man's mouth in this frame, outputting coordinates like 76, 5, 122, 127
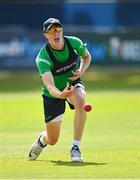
54, 37, 60, 43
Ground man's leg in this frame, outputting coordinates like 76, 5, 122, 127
28, 119, 62, 160
69, 87, 87, 161
28, 96, 65, 160
43, 120, 62, 145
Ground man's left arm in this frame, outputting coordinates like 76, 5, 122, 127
69, 48, 91, 80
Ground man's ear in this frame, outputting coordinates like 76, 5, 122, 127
44, 32, 48, 38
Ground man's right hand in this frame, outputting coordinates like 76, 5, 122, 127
60, 82, 75, 99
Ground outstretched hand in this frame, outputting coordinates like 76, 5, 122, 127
60, 82, 75, 99
68, 70, 82, 81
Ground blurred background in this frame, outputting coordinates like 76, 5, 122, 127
0, 0, 140, 91
1, 1, 140, 178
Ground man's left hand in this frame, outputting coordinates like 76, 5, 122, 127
68, 70, 82, 81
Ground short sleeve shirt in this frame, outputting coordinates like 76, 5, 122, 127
36, 36, 86, 97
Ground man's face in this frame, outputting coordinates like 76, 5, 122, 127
44, 25, 63, 44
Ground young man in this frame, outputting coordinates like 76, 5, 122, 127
28, 18, 91, 162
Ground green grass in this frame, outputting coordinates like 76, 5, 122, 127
0, 68, 140, 179
0, 90, 140, 179
0, 65, 140, 93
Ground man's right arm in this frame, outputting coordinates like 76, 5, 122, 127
41, 72, 74, 99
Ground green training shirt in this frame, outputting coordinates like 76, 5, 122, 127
36, 36, 86, 97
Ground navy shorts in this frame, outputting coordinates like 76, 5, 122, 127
42, 78, 84, 123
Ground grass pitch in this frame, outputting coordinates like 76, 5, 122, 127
0, 67, 140, 180
0, 68, 140, 179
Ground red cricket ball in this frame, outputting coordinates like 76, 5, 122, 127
83, 104, 92, 112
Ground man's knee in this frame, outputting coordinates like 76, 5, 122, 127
74, 96, 85, 108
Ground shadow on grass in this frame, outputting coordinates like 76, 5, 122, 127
50, 160, 107, 166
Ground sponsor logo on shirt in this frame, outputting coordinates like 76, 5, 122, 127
56, 61, 76, 73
